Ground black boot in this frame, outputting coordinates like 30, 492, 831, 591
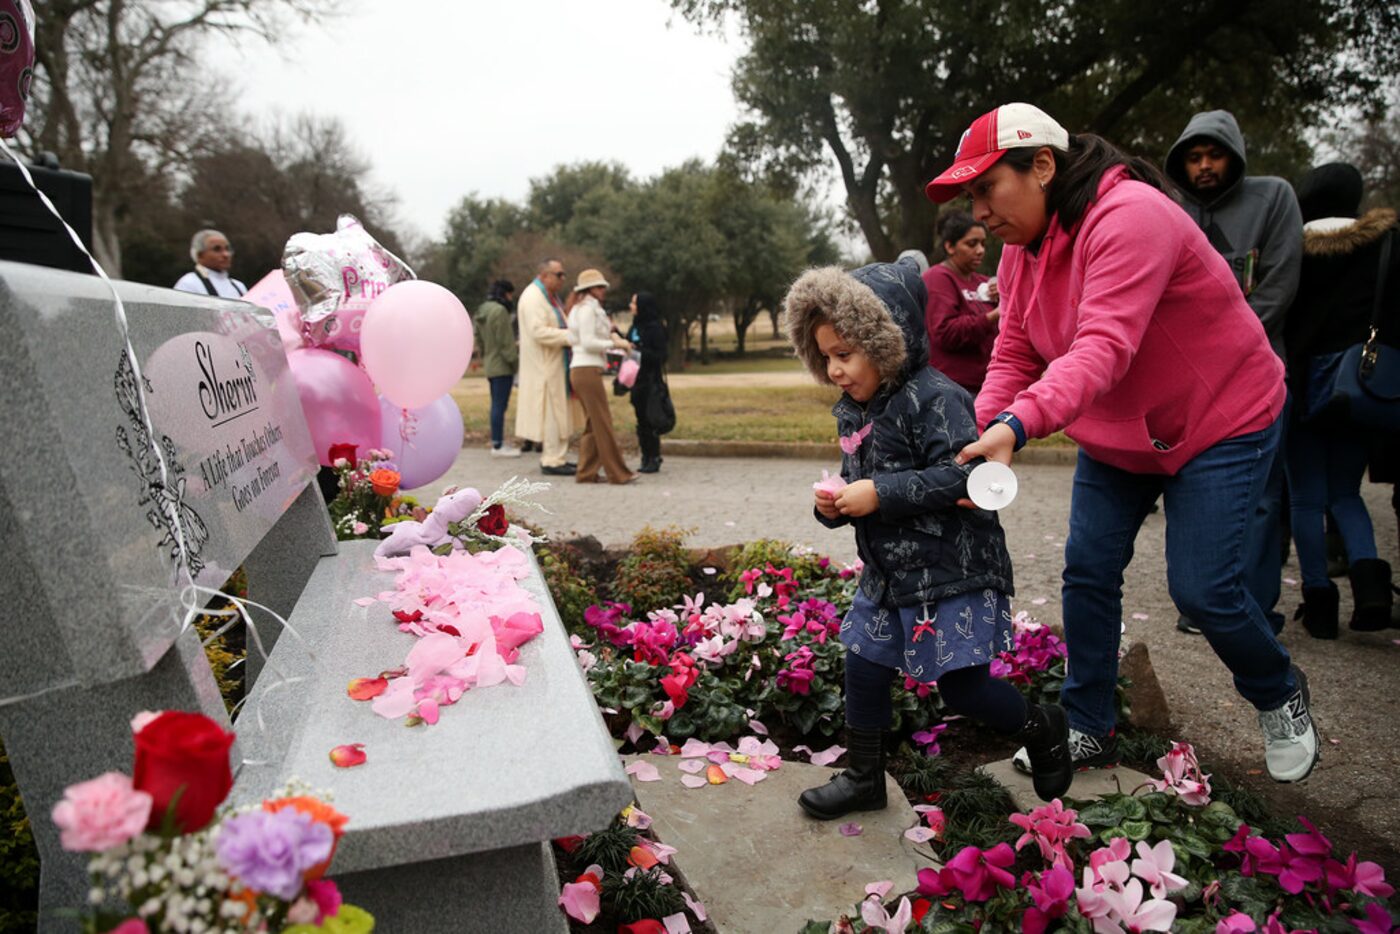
639, 456, 660, 474
797, 728, 886, 820
1349, 558, 1393, 631
1015, 704, 1073, 801
1294, 582, 1339, 639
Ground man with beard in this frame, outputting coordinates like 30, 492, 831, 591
1166, 111, 1303, 637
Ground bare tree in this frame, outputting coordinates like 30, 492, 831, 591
25, 0, 333, 274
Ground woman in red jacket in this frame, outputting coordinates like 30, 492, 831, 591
933, 103, 1317, 786
922, 211, 1000, 393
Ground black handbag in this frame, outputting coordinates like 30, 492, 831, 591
645, 374, 677, 435
1304, 231, 1399, 429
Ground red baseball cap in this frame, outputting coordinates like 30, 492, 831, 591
925, 103, 1070, 203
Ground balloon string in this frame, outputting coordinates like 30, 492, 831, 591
0, 136, 196, 585
398, 406, 419, 449
0, 138, 322, 752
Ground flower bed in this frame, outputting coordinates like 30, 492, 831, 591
543, 532, 1400, 933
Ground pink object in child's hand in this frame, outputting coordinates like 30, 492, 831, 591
617, 358, 639, 388
813, 470, 847, 495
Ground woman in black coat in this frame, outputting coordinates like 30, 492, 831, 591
1284, 162, 1400, 636
627, 292, 670, 473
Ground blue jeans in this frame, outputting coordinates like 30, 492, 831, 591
1060, 419, 1297, 736
487, 375, 513, 447
1285, 417, 1376, 588
1244, 394, 1289, 633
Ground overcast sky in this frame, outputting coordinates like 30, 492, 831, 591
208, 0, 749, 242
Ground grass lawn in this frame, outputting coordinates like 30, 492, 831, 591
450, 371, 1072, 448
451, 378, 842, 445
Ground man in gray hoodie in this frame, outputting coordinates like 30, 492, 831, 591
1166, 110, 1303, 637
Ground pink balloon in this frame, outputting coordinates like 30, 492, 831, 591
378, 393, 465, 490
0, 1, 35, 138
618, 358, 639, 388
286, 348, 383, 467
244, 270, 305, 353
360, 281, 473, 409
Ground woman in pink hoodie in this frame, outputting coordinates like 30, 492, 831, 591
926, 103, 1318, 785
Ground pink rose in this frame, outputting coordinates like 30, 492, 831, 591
109, 921, 151, 934
51, 772, 152, 852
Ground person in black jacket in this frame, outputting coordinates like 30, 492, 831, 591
627, 292, 670, 473
1284, 163, 1400, 636
783, 256, 1071, 819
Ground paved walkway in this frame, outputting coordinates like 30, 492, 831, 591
429, 445, 1400, 874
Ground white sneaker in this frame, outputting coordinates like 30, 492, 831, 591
1258, 667, 1319, 783
490, 444, 522, 458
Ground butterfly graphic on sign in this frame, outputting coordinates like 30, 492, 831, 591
113, 351, 209, 579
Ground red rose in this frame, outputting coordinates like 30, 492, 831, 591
476, 503, 508, 537
132, 711, 236, 833
327, 443, 358, 466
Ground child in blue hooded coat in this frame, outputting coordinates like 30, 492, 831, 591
783, 256, 1071, 816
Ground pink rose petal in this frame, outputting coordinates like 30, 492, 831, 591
626, 760, 662, 782
558, 881, 600, 923
353, 597, 376, 607
677, 759, 706, 774
809, 744, 846, 767
839, 822, 863, 836
1031, 597, 1048, 606
678, 738, 713, 758
904, 826, 938, 843
729, 767, 767, 785
680, 774, 708, 789
663, 913, 692, 934
748, 719, 769, 735
682, 892, 707, 921
1131, 613, 1149, 621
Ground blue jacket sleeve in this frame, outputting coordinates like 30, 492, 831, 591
871, 388, 977, 518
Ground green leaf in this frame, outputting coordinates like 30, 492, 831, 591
793, 706, 820, 736
1121, 819, 1153, 841
1170, 830, 1213, 861
1077, 801, 1122, 827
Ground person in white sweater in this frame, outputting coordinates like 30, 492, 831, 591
568, 269, 636, 483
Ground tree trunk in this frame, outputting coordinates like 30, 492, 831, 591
92, 195, 123, 277
700, 311, 710, 364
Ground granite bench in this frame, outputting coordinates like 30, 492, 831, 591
0, 261, 631, 932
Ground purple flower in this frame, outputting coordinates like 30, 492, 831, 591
216, 808, 334, 900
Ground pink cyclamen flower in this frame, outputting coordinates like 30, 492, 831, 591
912, 723, 947, 758
1325, 852, 1394, 899
51, 772, 153, 852
1216, 911, 1257, 933
1010, 798, 1091, 871
739, 568, 764, 595
859, 895, 912, 932
929, 843, 1016, 902
1148, 741, 1212, 806
1351, 902, 1398, 934
1023, 866, 1075, 934
1131, 839, 1189, 900
1099, 877, 1178, 932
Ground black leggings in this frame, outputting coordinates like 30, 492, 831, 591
844, 649, 1027, 733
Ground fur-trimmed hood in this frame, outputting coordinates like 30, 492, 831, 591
784, 257, 928, 392
1303, 208, 1397, 258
